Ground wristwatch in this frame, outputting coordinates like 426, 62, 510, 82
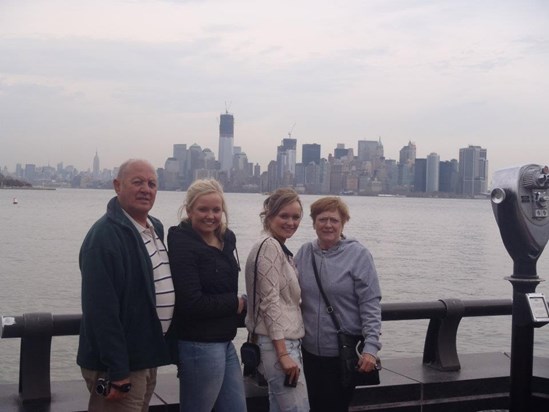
110, 382, 132, 393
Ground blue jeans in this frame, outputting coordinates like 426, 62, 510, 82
257, 335, 309, 412
177, 340, 247, 412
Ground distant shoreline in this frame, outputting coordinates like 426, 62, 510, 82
0, 187, 56, 191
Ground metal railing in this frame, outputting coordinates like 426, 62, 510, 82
1, 298, 513, 403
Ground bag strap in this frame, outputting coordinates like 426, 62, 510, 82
311, 249, 342, 332
249, 238, 269, 339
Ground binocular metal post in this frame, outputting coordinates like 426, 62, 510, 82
491, 164, 549, 412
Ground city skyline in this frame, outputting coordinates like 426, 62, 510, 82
4, 136, 486, 197
3, 133, 471, 178
1, 1, 548, 176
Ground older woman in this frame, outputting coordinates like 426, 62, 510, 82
294, 196, 382, 412
244, 188, 309, 412
168, 179, 247, 412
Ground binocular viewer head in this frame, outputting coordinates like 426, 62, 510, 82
491, 164, 549, 275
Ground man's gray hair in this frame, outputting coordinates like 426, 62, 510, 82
116, 159, 157, 180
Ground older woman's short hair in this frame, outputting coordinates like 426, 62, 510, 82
310, 196, 350, 225
260, 188, 302, 232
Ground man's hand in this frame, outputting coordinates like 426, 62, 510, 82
105, 378, 131, 401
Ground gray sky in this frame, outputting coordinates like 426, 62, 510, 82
1, 0, 548, 180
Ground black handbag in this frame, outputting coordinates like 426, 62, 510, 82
240, 239, 269, 376
240, 341, 261, 376
311, 252, 381, 388
337, 333, 380, 387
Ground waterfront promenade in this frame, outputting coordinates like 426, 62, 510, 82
2, 299, 549, 411
2, 352, 549, 411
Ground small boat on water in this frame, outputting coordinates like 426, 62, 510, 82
12, 197, 18, 204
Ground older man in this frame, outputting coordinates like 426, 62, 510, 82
78, 159, 175, 412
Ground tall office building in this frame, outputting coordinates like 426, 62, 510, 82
163, 157, 180, 190
24, 164, 36, 182
277, 138, 297, 185
218, 112, 234, 177
302, 143, 321, 165
358, 139, 384, 164
398, 141, 416, 187
458, 145, 488, 196
173, 144, 187, 160
173, 144, 187, 180
414, 159, 427, 192
93, 151, 100, 179
426, 152, 440, 193
334, 144, 351, 160
439, 160, 459, 193
186, 143, 205, 181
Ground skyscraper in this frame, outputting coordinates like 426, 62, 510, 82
302, 143, 321, 165
439, 160, 459, 193
458, 145, 488, 196
398, 141, 416, 187
333, 144, 352, 160
414, 158, 426, 192
173, 144, 187, 179
93, 151, 100, 179
426, 152, 440, 193
277, 138, 297, 185
358, 139, 384, 165
218, 111, 234, 177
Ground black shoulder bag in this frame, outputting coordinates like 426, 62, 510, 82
311, 251, 381, 388
240, 238, 269, 376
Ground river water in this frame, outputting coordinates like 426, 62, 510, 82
1, 188, 549, 384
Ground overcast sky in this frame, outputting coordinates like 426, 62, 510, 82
1, 0, 548, 180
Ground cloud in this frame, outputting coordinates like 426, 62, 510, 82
1, 0, 548, 175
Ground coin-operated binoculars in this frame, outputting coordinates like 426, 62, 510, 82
491, 164, 549, 412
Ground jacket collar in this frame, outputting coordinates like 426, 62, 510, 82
106, 196, 162, 237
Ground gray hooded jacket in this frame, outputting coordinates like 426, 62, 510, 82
294, 237, 382, 357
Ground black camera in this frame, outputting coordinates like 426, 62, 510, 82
96, 378, 111, 396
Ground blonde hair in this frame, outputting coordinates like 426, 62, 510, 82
310, 196, 350, 227
260, 188, 302, 232
180, 179, 228, 238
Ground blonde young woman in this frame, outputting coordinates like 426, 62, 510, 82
245, 188, 309, 412
168, 179, 247, 412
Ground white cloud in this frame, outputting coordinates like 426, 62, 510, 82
1, 0, 549, 174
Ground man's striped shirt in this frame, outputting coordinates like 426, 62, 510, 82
124, 211, 175, 334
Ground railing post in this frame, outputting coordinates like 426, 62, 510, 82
423, 298, 464, 371
18, 312, 53, 402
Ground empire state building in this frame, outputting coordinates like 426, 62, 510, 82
93, 150, 100, 179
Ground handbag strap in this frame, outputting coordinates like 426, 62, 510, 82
249, 238, 269, 338
311, 249, 342, 332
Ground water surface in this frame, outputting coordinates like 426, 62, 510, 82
1, 188, 548, 383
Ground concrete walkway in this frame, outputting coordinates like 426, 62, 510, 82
1, 353, 548, 412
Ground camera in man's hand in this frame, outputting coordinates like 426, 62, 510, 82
95, 378, 132, 396
96, 378, 111, 396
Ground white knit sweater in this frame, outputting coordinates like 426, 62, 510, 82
244, 237, 305, 341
